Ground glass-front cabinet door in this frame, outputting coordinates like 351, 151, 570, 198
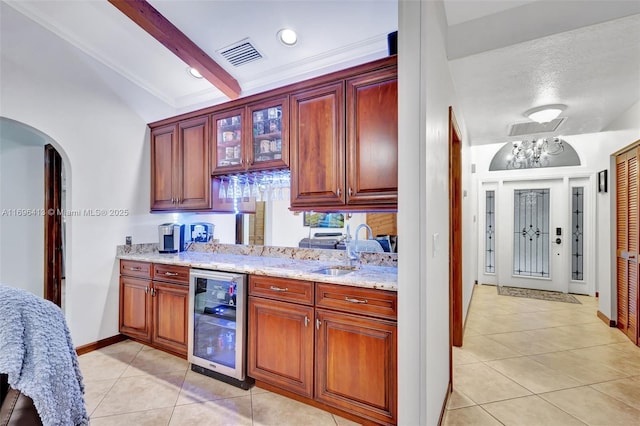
212, 108, 245, 174
247, 96, 289, 170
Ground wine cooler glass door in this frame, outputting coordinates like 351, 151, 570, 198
189, 270, 246, 380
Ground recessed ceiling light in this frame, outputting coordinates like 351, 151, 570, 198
188, 67, 203, 79
277, 28, 297, 46
525, 104, 566, 123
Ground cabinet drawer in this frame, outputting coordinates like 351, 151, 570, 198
120, 260, 152, 279
315, 283, 397, 320
249, 275, 314, 305
153, 263, 189, 285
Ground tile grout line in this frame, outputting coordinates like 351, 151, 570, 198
84, 344, 144, 419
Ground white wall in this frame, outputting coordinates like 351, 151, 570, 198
0, 5, 241, 345
471, 99, 640, 321
398, 1, 469, 423
0, 126, 45, 297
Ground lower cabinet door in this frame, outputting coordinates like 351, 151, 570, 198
315, 309, 397, 425
119, 276, 152, 342
152, 281, 188, 356
248, 296, 315, 397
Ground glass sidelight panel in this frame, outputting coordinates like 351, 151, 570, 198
571, 187, 584, 280
485, 190, 496, 273
513, 189, 550, 277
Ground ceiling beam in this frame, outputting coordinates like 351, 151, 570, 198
108, 0, 241, 99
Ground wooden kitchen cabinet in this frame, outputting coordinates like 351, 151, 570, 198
211, 96, 289, 175
345, 67, 398, 206
290, 82, 345, 208
248, 296, 315, 397
290, 62, 397, 211
247, 96, 289, 170
150, 116, 211, 211
151, 281, 189, 356
147, 56, 396, 212
315, 283, 397, 425
247, 275, 397, 425
119, 260, 189, 357
119, 275, 152, 342
315, 309, 397, 424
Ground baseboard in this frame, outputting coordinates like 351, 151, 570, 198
462, 283, 478, 332
439, 382, 452, 425
75, 334, 128, 356
597, 310, 616, 327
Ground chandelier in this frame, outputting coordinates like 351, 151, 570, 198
507, 137, 565, 169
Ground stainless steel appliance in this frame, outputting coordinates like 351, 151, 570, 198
158, 223, 185, 253
189, 222, 214, 242
188, 269, 253, 389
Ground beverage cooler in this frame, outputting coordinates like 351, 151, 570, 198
188, 269, 253, 389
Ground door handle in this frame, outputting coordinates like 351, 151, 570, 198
555, 238, 562, 245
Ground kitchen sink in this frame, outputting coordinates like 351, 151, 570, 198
312, 266, 358, 276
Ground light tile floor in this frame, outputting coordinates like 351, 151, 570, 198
79, 284, 640, 425
443, 284, 640, 426
79, 341, 360, 425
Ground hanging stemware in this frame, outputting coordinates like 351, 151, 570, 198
218, 177, 226, 199
252, 174, 260, 200
243, 177, 251, 200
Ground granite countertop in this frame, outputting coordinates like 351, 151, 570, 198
118, 250, 397, 292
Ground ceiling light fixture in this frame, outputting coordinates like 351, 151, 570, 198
508, 137, 566, 169
277, 28, 298, 46
524, 104, 566, 123
188, 67, 203, 79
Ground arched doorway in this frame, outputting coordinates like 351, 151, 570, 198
0, 117, 69, 308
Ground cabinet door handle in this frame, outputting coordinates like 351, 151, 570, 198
269, 285, 288, 292
344, 296, 368, 304
144, 286, 149, 294
316, 318, 321, 330
337, 188, 341, 197
348, 187, 353, 196
151, 288, 156, 297
304, 316, 309, 327
129, 267, 142, 271
164, 272, 179, 276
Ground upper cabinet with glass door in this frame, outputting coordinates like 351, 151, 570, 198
247, 96, 289, 170
211, 96, 289, 175
212, 107, 246, 174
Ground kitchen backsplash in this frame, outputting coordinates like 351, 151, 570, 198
116, 242, 397, 267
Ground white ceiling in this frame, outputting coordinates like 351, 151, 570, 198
445, 0, 640, 145
2, 0, 639, 145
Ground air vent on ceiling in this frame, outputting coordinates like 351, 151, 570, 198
218, 39, 263, 67
508, 118, 566, 137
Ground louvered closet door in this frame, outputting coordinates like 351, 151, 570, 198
617, 145, 640, 345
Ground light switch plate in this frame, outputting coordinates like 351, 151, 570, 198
432, 233, 439, 257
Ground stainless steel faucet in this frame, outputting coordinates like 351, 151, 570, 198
345, 224, 374, 266
345, 224, 358, 266
354, 223, 374, 245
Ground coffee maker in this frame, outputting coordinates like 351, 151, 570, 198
158, 223, 186, 253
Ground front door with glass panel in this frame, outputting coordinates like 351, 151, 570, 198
479, 178, 592, 294
501, 180, 566, 292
